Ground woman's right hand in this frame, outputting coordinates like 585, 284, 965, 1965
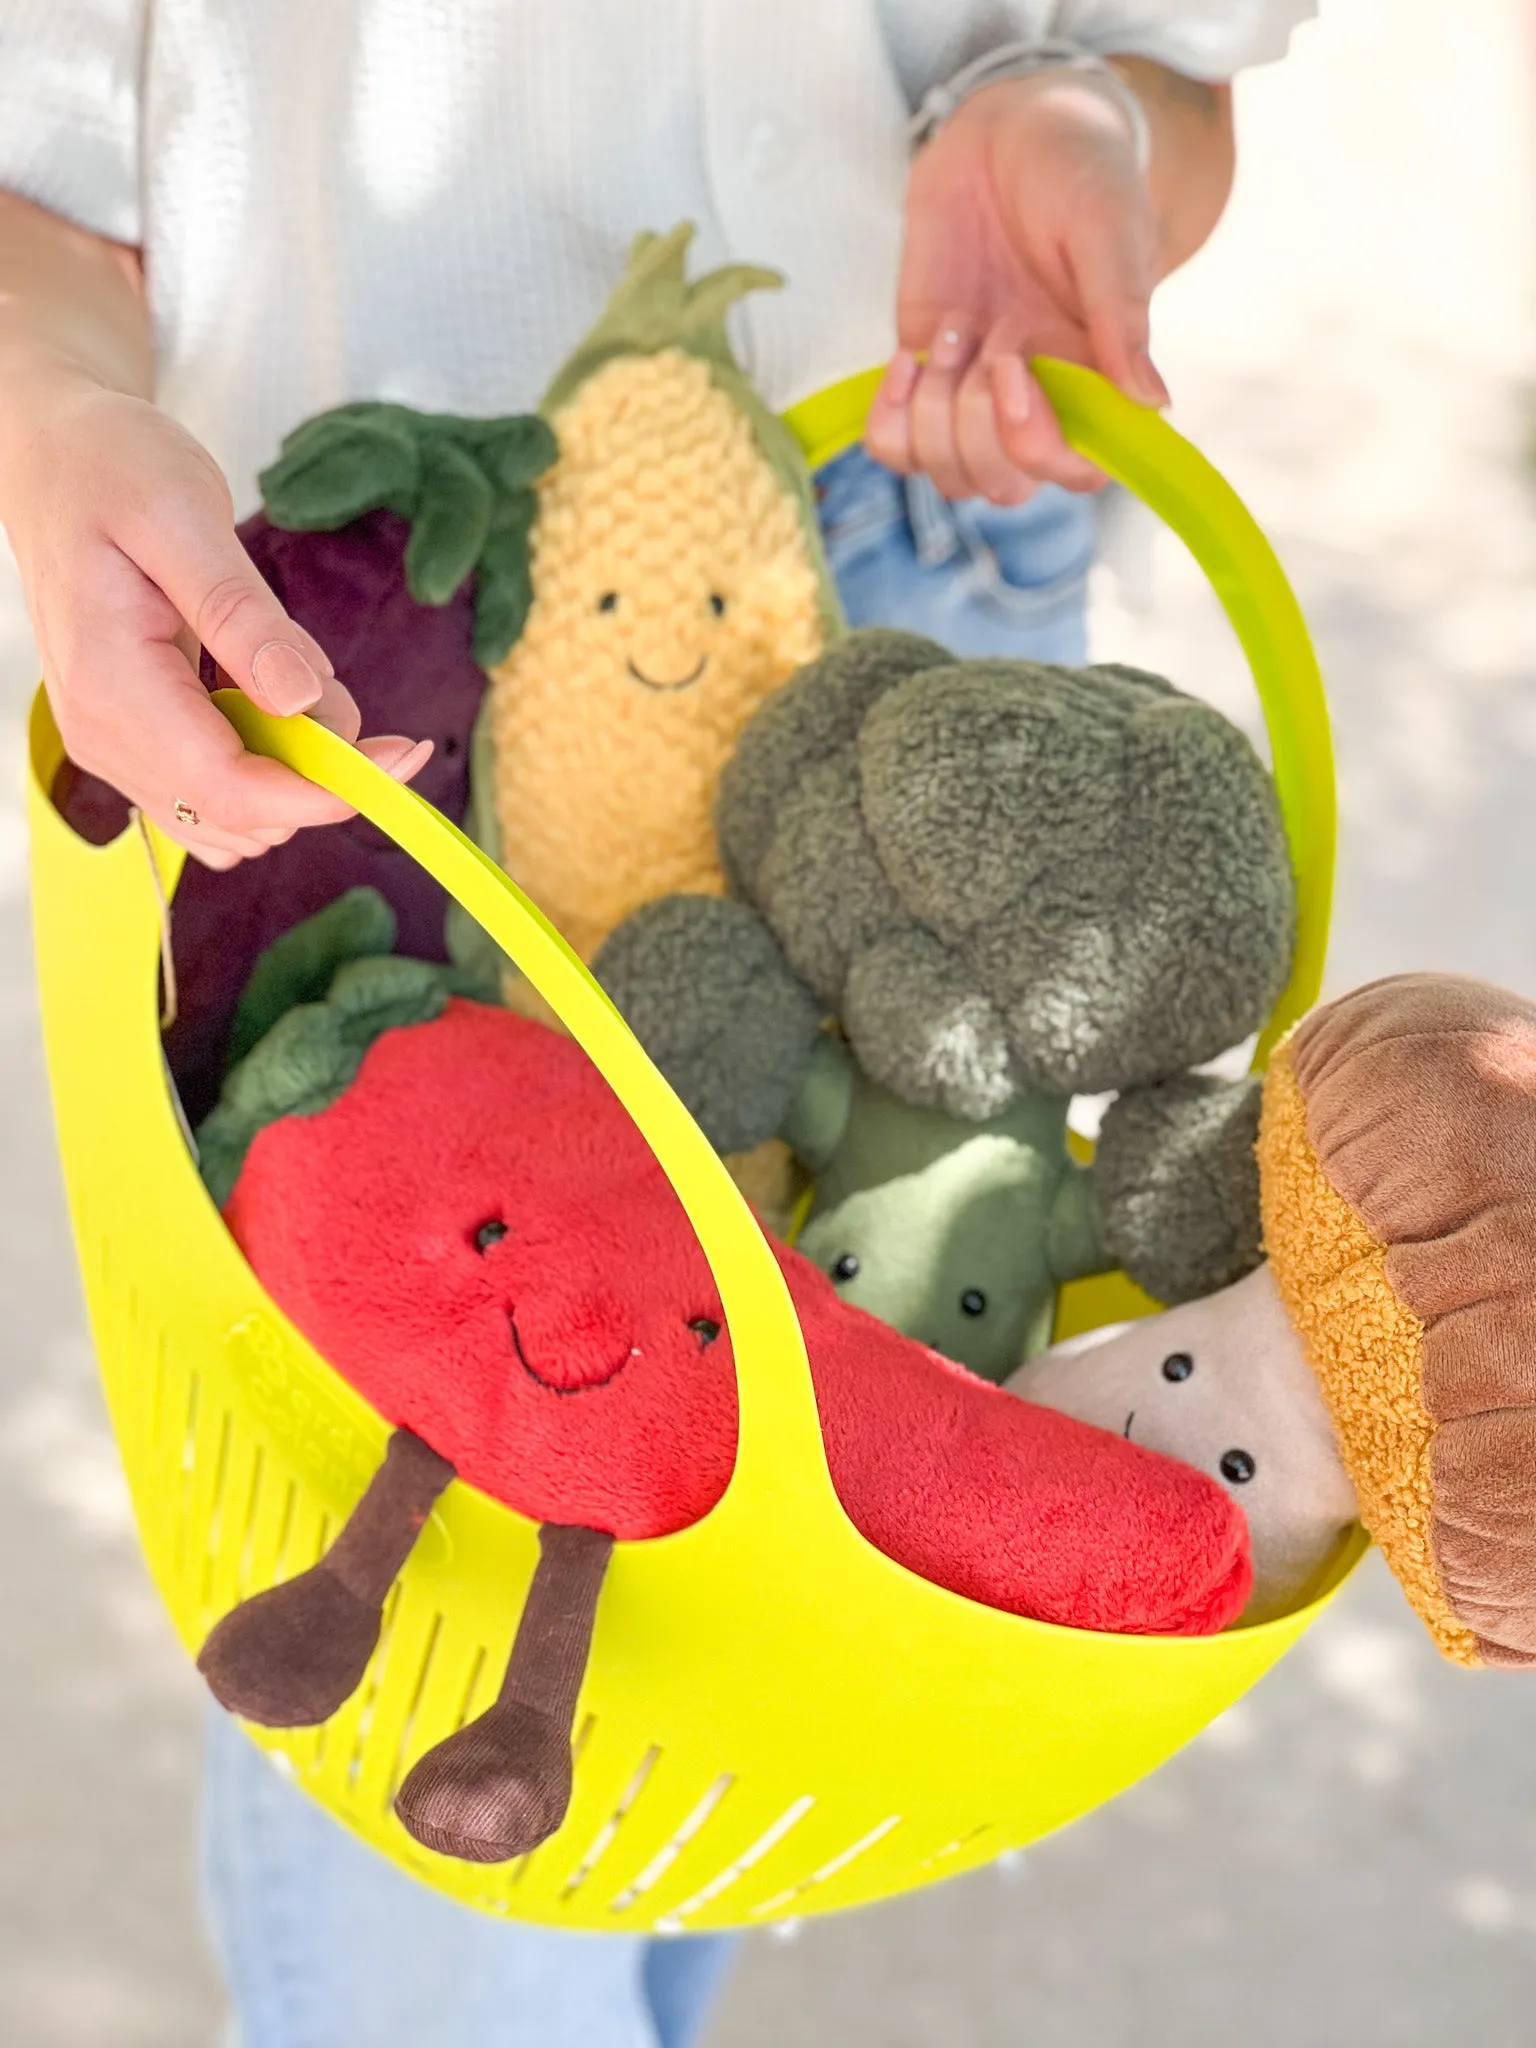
0, 363, 431, 869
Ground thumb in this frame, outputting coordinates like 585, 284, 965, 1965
126, 494, 335, 717
1064, 200, 1169, 409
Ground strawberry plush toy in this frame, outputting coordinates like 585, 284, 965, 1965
195, 903, 1252, 1866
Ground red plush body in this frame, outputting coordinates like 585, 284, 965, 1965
226, 1001, 1250, 1636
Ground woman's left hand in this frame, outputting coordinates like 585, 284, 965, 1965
868, 61, 1231, 504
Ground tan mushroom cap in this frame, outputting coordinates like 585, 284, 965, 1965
1257, 973, 1536, 1668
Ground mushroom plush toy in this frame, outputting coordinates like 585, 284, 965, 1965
1014, 972, 1536, 1663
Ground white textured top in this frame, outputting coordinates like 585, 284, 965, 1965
0, 0, 1313, 513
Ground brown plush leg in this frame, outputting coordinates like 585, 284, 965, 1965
198, 1430, 455, 1726
395, 1523, 613, 1862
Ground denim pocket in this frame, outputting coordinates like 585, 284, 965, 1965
951, 486, 1097, 622
814, 445, 905, 564
812, 448, 1095, 664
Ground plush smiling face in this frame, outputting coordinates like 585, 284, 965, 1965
798, 1133, 1059, 1384
1010, 1264, 1359, 1622
224, 999, 741, 1539
484, 347, 826, 961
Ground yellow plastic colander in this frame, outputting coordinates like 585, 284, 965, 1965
27, 362, 1357, 1933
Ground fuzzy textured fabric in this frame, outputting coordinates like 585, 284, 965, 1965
594, 642, 1296, 1373
595, 879, 1116, 1379
221, 998, 1250, 1635
1096, 1074, 1266, 1307
793, 1063, 1103, 1386
592, 895, 824, 1158
259, 405, 556, 667
225, 887, 401, 1071
1272, 975, 1536, 1668
718, 640, 1296, 1099
199, 955, 453, 1208
53, 506, 490, 1127
483, 232, 831, 971
1258, 1041, 1474, 1664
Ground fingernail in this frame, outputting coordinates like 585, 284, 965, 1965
1134, 351, 1171, 408
377, 737, 434, 782
250, 640, 325, 716
875, 350, 919, 410
993, 356, 1032, 425
929, 322, 970, 371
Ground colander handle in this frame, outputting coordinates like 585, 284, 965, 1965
217, 359, 1333, 1541
1028, 359, 1332, 1062
215, 689, 846, 1529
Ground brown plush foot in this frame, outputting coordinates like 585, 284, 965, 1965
198, 1430, 455, 1727
396, 1701, 575, 1861
199, 1569, 386, 1726
395, 1523, 613, 1862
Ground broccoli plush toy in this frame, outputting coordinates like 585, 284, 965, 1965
194, 905, 1252, 1865
594, 630, 1297, 1383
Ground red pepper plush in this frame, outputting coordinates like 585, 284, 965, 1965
200, 990, 1250, 1864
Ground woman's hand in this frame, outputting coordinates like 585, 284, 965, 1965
868, 60, 1233, 504
0, 191, 429, 869
3, 369, 430, 869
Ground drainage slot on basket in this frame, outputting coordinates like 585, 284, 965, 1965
199, 1409, 236, 1613
749, 1814, 902, 1921
180, 1372, 201, 1475
451, 1644, 489, 1734
562, 1743, 662, 1901
233, 1446, 267, 1600
172, 1373, 203, 1584
382, 1611, 445, 1811
654, 1797, 817, 1930
270, 1477, 299, 1578
346, 1586, 403, 1788
148, 1329, 170, 1451
607, 1774, 735, 1916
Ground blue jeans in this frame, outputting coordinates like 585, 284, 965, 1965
816, 445, 1093, 666
200, 453, 1093, 2048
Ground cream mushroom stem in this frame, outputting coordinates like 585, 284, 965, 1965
1007, 1264, 1361, 1625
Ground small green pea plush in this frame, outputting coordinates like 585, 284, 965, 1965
594, 631, 1294, 1384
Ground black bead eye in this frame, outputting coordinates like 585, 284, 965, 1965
708, 592, 726, 617
1161, 1352, 1194, 1382
597, 590, 618, 613
960, 1289, 987, 1317
832, 1253, 860, 1283
474, 1220, 509, 1253
1220, 1449, 1256, 1485
688, 1316, 721, 1347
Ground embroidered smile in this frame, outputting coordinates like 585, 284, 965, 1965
510, 1314, 629, 1395
626, 654, 708, 691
